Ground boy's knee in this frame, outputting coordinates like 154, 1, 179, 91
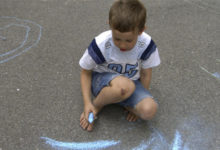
111, 76, 135, 99
137, 99, 158, 120
118, 80, 135, 99
121, 88, 126, 95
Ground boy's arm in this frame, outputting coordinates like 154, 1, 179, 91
140, 68, 152, 90
80, 68, 95, 120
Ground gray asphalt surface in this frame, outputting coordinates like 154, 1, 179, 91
0, 0, 219, 150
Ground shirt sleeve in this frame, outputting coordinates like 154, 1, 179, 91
79, 49, 96, 70
141, 48, 161, 69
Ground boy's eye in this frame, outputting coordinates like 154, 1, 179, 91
126, 40, 133, 43
115, 38, 121, 41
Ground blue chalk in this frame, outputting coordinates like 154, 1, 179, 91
213, 72, 220, 80
88, 112, 94, 124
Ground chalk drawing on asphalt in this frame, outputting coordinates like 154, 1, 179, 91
132, 136, 155, 150
200, 66, 220, 81
41, 137, 120, 150
0, 16, 42, 64
41, 129, 189, 150
41, 114, 215, 150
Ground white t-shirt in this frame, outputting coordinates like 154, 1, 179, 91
79, 30, 160, 80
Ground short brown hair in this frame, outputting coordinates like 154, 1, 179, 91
109, 0, 147, 32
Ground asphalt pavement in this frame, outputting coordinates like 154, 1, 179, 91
0, 0, 219, 149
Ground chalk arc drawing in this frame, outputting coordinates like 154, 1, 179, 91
0, 16, 42, 64
41, 130, 190, 150
41, 137, 120, 150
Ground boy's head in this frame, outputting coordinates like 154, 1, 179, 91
109, 0, 147, 33
109, 0, 147, 51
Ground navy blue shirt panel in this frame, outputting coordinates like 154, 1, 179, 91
140, 40, 157, 60
88, 39, 106, 64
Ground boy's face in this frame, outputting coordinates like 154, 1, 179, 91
112, 29, 141, 52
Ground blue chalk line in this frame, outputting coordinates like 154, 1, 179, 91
41, 129, 192, 150
171, 131, 182, 150
0, 16, 42, 64
213, 72, 220, 79
200, 66, 220, 81
41, 137, 120, 150
0, 24, 30, 57
132, 137, 155, 150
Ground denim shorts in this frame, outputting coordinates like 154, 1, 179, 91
91, 72, 154, 108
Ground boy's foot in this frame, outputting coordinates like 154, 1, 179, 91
124, 107, 139, 122
125, 109, 139, 122
80, 112, 94, 131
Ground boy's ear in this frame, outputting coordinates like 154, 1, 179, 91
107, 20, 111, 26
139, 26, 147, 35
107, 20, 113, 29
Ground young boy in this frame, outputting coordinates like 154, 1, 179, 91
79, 0, 160, 131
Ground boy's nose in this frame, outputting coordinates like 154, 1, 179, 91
119, 42, 126, 49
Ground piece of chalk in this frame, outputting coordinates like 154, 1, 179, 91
88, 112, 94, 124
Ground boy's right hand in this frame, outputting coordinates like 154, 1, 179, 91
80, 102, 98, 131
83, 102, 97, 122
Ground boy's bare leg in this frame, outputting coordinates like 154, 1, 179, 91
80, 76, 135, 131
125, 97, 158, 121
